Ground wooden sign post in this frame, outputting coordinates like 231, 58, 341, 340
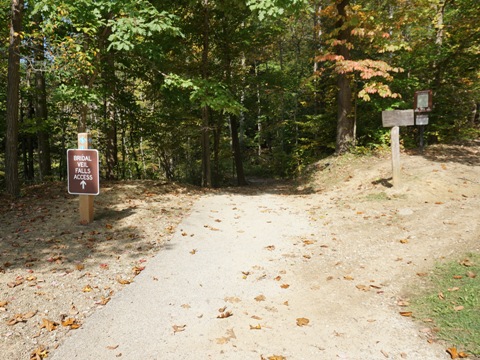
382, 110, 414, 187
76, 133, 96, 223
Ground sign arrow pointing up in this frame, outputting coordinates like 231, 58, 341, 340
80, 180, 87, 189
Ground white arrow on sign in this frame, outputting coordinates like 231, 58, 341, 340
80, 180, 87, 189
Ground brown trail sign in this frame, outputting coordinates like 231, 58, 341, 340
67, 149, 100, 195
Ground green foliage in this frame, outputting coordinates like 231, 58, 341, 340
1, 0, 479, 189
247, 0, 308, 20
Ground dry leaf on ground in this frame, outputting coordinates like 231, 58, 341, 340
217, 311, 233, 319
172, 324, 186, 334
40, 318, 58, 332
255, 295, 266, 302
296, 317, 310, 326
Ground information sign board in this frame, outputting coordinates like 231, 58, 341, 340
382, 110, 415, 127
67, 149, 100, 195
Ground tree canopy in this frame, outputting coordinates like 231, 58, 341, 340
1, 0, 479, 194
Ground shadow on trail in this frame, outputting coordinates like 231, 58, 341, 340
0, 181, 191, 272
216, 177, 310, 197
409, 140, 480, 166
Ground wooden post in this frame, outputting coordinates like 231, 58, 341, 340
391, 126, 401, 187
78, 133, 94, 224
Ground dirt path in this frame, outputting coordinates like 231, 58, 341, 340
50, 158, 477, 359
2, 144, 479, 359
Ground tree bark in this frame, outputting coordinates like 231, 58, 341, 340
230, 115, 247, 185
34, 29, 51, 180
335, 0, 355, 155
5, 0, 24, 196
201, 0, 212, 187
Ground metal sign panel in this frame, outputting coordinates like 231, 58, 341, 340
414, 90, 433, 113
415, 114, 429, 125
67, 149, 100, 195
382, 110, 415, 127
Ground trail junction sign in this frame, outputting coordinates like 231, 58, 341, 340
67, 149, 100, 195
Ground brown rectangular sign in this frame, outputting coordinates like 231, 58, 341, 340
67, 149, 100, 195
382, 110, 414, 127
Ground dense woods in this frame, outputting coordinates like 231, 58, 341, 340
1, 0, 479, 195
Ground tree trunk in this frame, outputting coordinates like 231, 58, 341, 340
230, 115, 247, 185
201, 0, 212, 187
34, 31, 51, 181
335, 0, 355, 155
5, 0, 24, 196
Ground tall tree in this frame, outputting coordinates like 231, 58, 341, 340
5, 0, 24, 196
334, 0, 353, 154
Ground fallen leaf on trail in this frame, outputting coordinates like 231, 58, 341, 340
181, 304, 191, 309
448, 287, 460, 292
250, 324, 262, 330
117, 277, 132, 285
265, 245, 276, 251
76, 264, 85, 271
466, 271, 476, 278
106, 224, 113, 229
399, 239, 409, 244
274, 275, 282, 281
82, 285, 93, 292
61, 318, 81, 329
280, 284, 290, 289
296, 318, 310, 327
453, 275, 463, 279
438, 292, 445, 300
190, 249, 197, 255
447, 347, 459, 359
399, 311, 412, 317
172, 324, 186, 334
303, 240, 315, 245
381, 350, 389, 358
356, 284, 369, 292
417, 272, 428, 277
107, 345, 119, 350
344, 275, 354, 281
460, 259, 474, 267
7, 310, 38, 326
132, 266, 145, 275
255, 295, 266, 302
261, 356, 286, 360
303, 255, 311, 259
326, 276, 334, 281
7, 276, 24, 288
224, 297, 241, 303
96, 296, 111, 306
435, 202, 444, 205
397, 300, 410, 307
251, 315, 262, 320
30, 346, 48, 360
217, 311, 233, 319
40, 318, 58, 332
218, 306, 227, 312
453, 305, 464, 312
458, 352, 469, 358
214, 219, 222, 223
0, 300, 8, 308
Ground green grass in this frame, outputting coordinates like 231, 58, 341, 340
410, 253, 480, 355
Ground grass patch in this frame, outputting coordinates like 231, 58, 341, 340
410, 253, 480, 356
